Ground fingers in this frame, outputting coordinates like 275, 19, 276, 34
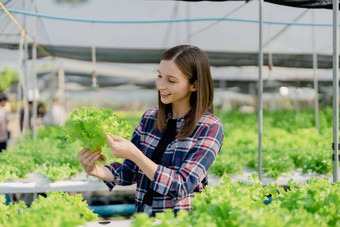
112, 135, 123, 142
78, 148, 88, 156
105, 134, 122, 158
105, 133, 122, 142
83, 150, 101, 163
78, 148, 92, 160
78, 148, 100, 164
105, 134, 116, 149
78, 148, 89, 160
87, 152, 101, 166
77, 147, 106, 176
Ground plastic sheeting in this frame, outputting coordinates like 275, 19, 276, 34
182, 0, 338, 9
0, 0, 336, 68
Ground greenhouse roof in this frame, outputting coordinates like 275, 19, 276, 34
0, 0, 337, 68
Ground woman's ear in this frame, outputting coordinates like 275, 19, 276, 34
191, 81, 198, 92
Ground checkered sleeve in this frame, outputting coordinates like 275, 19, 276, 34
103, 159, 139, 190
149, 121, 224, 200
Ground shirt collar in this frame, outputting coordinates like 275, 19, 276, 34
166, 113, 185, 129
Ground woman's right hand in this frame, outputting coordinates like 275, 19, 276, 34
78, 148, 101, 176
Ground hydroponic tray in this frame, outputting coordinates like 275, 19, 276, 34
0, 172, 136, 193
0, 169, 332, 194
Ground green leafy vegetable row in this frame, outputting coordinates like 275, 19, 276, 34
0, 107, 335, 182
0, 191, 97, 227
210, 108, 334, 178
0, 66, 18, 92
132, 176, 340, 227
0, 109, 134, 182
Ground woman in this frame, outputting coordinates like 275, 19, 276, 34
78, 45, 224, 216
0, 93, 8, 152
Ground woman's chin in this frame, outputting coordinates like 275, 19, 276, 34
160, 98, 171, 104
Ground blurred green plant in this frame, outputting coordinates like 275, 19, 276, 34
132, 176, 340, 227
0, 191, 97, 227
0, 66, 18, 92
210, 108, 333, 179
0, 108, 335, 182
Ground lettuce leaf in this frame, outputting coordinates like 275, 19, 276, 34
58, 107, 131, 151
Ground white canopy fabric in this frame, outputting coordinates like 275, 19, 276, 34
0, 0, 335, 67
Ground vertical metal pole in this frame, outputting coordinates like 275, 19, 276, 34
48, 57, 56, 125
32, 0, 38, 139
22, 0, 30, 138
311, 10, 319, 133
333, 0, 339, 183
295, 81, 301, 116
17, 32, 24, 139
58, 68, 66, 112
258, 0, 263, 181
186, 2, 191, 44
91, 23, 98, 88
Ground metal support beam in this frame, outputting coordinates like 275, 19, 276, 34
332, 0, 339, 183
258, 0, 264, 181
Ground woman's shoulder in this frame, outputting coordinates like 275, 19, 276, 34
142, 106, 158, 120
199, 113, 223, 128
190, 113, 223, 140
141, 106, 158, 120
134, 107, 158, 132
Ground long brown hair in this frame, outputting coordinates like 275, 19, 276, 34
155, 45, 214, 140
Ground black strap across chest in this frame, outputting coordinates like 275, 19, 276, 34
143, 118, 177, 206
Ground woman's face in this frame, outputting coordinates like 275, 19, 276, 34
156, 59, 196, 107
38, 106, 45, 114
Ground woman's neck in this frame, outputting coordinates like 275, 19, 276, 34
171, 104, 191, 119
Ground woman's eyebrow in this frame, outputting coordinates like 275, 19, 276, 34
157, 70, 178, 79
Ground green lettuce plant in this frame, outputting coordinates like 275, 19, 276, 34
132, 175, 340, 227
0, 191, 97, 227
0, 66, 18, 92
58, 107, 131, 162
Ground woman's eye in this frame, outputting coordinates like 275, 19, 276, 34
157, 75, 162, 78
168, 80, 175, 83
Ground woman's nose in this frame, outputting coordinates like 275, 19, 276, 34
156, 78, 166, 90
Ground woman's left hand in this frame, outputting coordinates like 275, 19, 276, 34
105, 134, 138, 160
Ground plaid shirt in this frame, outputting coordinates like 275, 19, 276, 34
104, 106, 224, 214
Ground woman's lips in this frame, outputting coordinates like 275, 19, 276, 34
160, 93, 170, 98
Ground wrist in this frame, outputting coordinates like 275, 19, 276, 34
128, 146, 141, 163
89, 165, 99, 177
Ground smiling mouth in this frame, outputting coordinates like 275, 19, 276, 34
160, 93, 170, 98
